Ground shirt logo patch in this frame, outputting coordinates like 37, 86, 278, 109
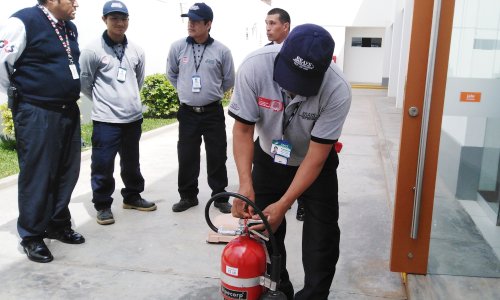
182, 56, 189, 64
0, 40, 15, 53
205, 59, 215, 65
101, 55, 110, 64
258, 97, 283, 112
299, 111, 319, 121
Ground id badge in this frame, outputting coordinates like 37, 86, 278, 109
271, 139, 292, 165
192, 75, 201, 93
117, 67, 127, 82
69, 64, 79, 80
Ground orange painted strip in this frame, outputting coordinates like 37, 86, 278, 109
460, 92, 481, 102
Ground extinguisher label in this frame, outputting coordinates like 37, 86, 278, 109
221, 286, 247, 299
226, 266, 238, 276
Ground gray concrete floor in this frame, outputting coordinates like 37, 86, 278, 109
0, 89, 407, 299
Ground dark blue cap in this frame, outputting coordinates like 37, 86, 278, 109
273, 24, 335, 97
181, 3, 213, 21
103, 1, 129, 16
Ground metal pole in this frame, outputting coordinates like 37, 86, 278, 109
411, 0, 442, 239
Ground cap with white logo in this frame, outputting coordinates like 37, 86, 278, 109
103, 1, 129, 16
273, 24, 335, 97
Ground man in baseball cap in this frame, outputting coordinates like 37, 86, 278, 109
229, 24, 351, 299
167, 2, 235, 214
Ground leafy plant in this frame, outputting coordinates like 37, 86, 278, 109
140, 73, 179, 118
0, 103, 14, 137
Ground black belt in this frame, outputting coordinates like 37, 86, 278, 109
22, 99, 76, 110
180, 101, 221, 113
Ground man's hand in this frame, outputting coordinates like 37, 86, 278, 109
251, 201, 288, 234
231, 185, 255, 219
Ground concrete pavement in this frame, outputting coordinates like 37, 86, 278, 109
0, 89, 406, 299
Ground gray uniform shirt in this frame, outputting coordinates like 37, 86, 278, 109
79, 33, 145, 123
229, 45, 352, 166
166, 37, 235, 106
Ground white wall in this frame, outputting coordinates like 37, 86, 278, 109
0, 0, 270, 77
448, 0, 500, 79
343, 27, 385, 84
271, 0, 394, 27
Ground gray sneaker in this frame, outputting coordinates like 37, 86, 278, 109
97, 208, 115, 225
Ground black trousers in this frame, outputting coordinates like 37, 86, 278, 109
14, 101, 81, 240
91, 119, 145, 210
176, 104, 228, 202
252, 141, 340, 300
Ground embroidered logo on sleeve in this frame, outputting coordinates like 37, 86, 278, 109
230, 102, 240, 111
0, 40, 15, 53
258, 97, 283, 112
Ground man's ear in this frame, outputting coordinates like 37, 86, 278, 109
284, 22, 290, 32
102, 16, 107, 23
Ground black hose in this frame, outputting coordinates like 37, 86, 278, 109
205, 192, 282, 290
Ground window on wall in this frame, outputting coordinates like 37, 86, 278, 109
352, 37, 382, 47
473, 39, 500, 50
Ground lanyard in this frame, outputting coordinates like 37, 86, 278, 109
192, 43, 208, 73
38, 5, 74, 65
112, 44, 126, 66
281, 91, 302, 137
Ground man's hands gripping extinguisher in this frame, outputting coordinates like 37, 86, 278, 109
205, 192, 287, 300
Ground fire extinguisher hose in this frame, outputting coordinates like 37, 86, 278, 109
205, 191, 282, 291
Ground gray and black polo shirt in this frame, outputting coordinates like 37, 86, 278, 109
228, 45, 351, 166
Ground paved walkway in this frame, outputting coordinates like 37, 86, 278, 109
0, 89, 406, 299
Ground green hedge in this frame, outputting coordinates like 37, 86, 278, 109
140, 73, 179, 118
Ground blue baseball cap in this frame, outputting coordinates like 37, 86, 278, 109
181, 3, 213, 21
273, 24, 335, 97
103, 1, 129, 16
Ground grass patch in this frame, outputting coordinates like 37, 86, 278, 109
0, 146, 19, 178
0, 118, 175, 179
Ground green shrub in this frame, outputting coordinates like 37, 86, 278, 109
222, 88, 233, 106
0, 103, 14, 137
140, 73, 179, 118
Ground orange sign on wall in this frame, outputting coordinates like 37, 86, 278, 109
460, 92, 481, 102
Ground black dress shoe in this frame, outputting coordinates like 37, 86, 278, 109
172, 197, 198, 212
21, 239, 53, 263
214, 202, 232, 214
46, 228, 85, 244
296, 205, 305, 221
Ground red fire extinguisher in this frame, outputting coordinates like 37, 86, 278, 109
205, 192, 287, 300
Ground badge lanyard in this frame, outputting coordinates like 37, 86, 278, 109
191, 43, 207, 92
281, 91, 302, 139
38, 5, 79, 79
112, 44, 127, 82
192, 43, 208, 74
270, 92, 302, 165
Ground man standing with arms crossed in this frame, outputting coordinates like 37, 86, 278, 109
229, 24, 351, 299
80, 1, 155, 226
0, 0, 84, 263
167, 2, 235, 214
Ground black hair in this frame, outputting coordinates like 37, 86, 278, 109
267, 8, 291, 25
37, 0, 48, 4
